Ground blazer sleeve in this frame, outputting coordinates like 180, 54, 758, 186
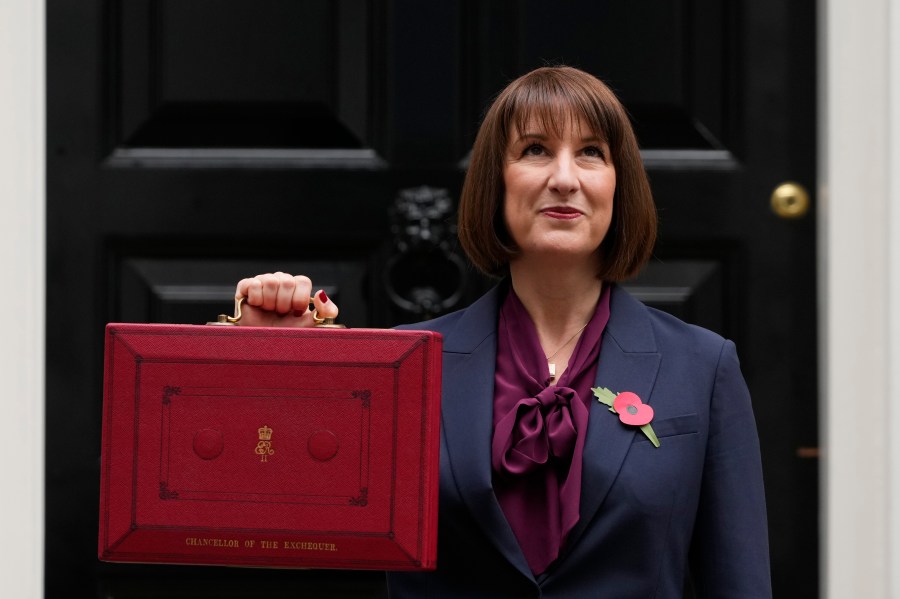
689, 340, 773, 598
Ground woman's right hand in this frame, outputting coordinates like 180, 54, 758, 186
234, 272, 339, 328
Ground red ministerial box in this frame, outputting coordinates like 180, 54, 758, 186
98, 323, 442, 570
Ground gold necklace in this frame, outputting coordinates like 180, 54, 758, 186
545, 322, 589, 382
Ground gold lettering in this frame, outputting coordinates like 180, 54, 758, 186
184, 537, 239, 548
185, 537, 337, 552
279, 540, 338, 552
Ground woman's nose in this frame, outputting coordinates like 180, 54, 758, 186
548, 153, 580, 194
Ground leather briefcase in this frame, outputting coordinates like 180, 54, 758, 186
98, 320, 442, 570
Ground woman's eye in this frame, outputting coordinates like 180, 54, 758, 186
583, 146, 605, 159
523, 144, 545, 156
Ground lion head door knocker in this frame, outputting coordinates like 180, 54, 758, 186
384, 186, 466, 321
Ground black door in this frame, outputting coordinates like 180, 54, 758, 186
47, 1, 817, 596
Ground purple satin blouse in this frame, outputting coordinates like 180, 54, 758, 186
491, 284, 611, 575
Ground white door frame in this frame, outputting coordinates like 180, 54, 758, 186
820, 0, 900, 596
0, 1, 45, 598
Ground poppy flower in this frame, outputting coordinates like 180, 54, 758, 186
612, 391, 654, 426
592, 387, 661, 448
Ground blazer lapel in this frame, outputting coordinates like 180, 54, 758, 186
439, 284, 534, 580
567, 285, 662, 547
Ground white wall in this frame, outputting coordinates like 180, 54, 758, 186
820, 0, 900, 596
892, 0, 900, 594
0, 1, 45, 597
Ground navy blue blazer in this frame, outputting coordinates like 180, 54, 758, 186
389, 283, 771, 598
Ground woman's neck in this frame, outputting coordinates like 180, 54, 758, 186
509, 259, 603, 341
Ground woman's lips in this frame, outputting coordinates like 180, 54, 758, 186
540, 206, 583, 220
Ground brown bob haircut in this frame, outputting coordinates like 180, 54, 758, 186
457, 66, 657, 281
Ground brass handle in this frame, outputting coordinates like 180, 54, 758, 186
770, 182, 810, 219
207, 296, 345, 328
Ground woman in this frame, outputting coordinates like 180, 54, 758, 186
235, 66, 771, 597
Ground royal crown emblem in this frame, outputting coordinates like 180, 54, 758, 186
254, 425, 274, 462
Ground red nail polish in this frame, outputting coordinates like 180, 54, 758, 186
318, 290, 329, 303
293, 309, 305, 317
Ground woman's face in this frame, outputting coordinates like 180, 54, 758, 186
502, 116, 615, 266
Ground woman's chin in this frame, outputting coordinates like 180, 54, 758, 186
516, 245, 600, 266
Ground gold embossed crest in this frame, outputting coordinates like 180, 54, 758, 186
254, 425, 274, 462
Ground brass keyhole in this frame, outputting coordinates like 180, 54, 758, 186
770, 182, 810, 219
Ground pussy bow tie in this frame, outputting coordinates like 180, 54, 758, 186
493, 386, 589, 476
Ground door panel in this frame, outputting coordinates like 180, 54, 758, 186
113, 0, 380, 160
462, 0, 738, 162
47, 1, 817, 596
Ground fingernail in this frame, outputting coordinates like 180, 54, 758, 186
293, 309, 305, 317
318, 290, 329, 303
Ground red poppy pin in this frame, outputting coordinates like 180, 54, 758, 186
592, 387, 660, 447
